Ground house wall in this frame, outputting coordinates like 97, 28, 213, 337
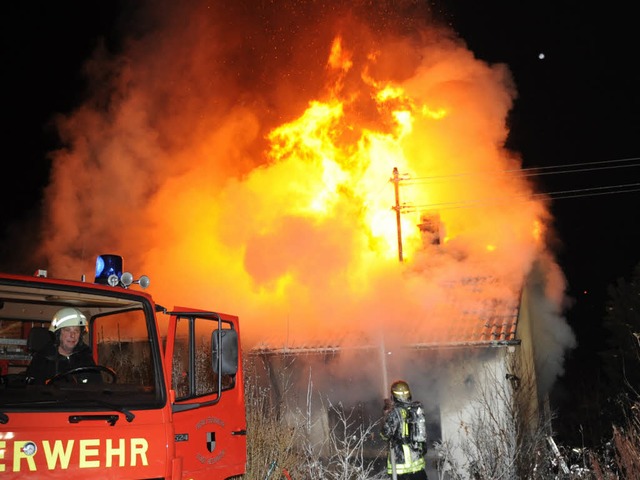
437, 347, 511, 478
435, 286, 543, 478
514, 284, 542, 425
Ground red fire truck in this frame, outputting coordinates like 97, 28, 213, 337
0, 255, 247, 479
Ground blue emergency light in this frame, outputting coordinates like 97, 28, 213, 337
95, 254, 123, 284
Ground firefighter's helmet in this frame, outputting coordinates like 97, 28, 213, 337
391, 380, 412, 402
49, 307, 88, 332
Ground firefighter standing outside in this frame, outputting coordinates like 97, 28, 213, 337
381, 380, 428, 479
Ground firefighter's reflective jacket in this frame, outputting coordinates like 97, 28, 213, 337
381, 402, 426, 475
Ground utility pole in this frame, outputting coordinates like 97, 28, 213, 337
392, 167, 403, 262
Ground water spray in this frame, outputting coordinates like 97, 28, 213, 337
380, 335, 398, 480
380, 338, 389, 398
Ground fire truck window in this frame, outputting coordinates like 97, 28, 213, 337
194, 319, 216, 396
94, 309, 155, 387
172, 317, 235, 401
172, 318, 190, 399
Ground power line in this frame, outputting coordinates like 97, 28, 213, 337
401, 185, 640, 212
387, 159, 640, 262
537, 183, 640, 200
386, 161, 640, 261
400, 156, 640, 184
394, 178, 640, 213
519, 156, 640, 174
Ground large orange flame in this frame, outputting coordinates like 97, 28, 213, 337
38, 2, 572, 386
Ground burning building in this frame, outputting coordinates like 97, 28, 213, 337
31, 1, 576, 476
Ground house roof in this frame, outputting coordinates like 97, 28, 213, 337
409, 286, 521, 348
408, 275, 522, 348
250, 275, 523, 355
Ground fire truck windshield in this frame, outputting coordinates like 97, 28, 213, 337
0, 276, 164, 415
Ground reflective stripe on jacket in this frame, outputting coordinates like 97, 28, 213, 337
381, 404, 426, 474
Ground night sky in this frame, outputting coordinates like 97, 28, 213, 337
2, 0, 640, 444
2, 1, 122, 256
438, 2, 640, 384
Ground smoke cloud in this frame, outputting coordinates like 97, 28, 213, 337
35, 0, 574, 396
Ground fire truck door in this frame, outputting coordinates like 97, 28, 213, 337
165, 310, 246, 479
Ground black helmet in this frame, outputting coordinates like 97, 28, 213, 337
391, 380, 411, 402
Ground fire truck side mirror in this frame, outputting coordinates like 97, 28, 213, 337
212, 329, 238, 376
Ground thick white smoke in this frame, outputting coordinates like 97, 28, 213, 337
34, 0, 574, 399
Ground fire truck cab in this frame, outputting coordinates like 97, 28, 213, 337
0, 255, 246, 479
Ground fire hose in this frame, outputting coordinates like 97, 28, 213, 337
389, 441, 398, 480
264, 460, 277, 480
264, 460, 292, 480
385, 400, 398, 480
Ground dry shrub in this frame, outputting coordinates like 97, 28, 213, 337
243, 357, 306, 479
587, 402, 640, 479
611, 416, 640, 478
242, 355, 386, 479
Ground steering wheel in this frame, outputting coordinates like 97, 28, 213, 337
46, 365, 117, 385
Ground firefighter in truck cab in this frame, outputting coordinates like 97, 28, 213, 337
26, 307, 101, 385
